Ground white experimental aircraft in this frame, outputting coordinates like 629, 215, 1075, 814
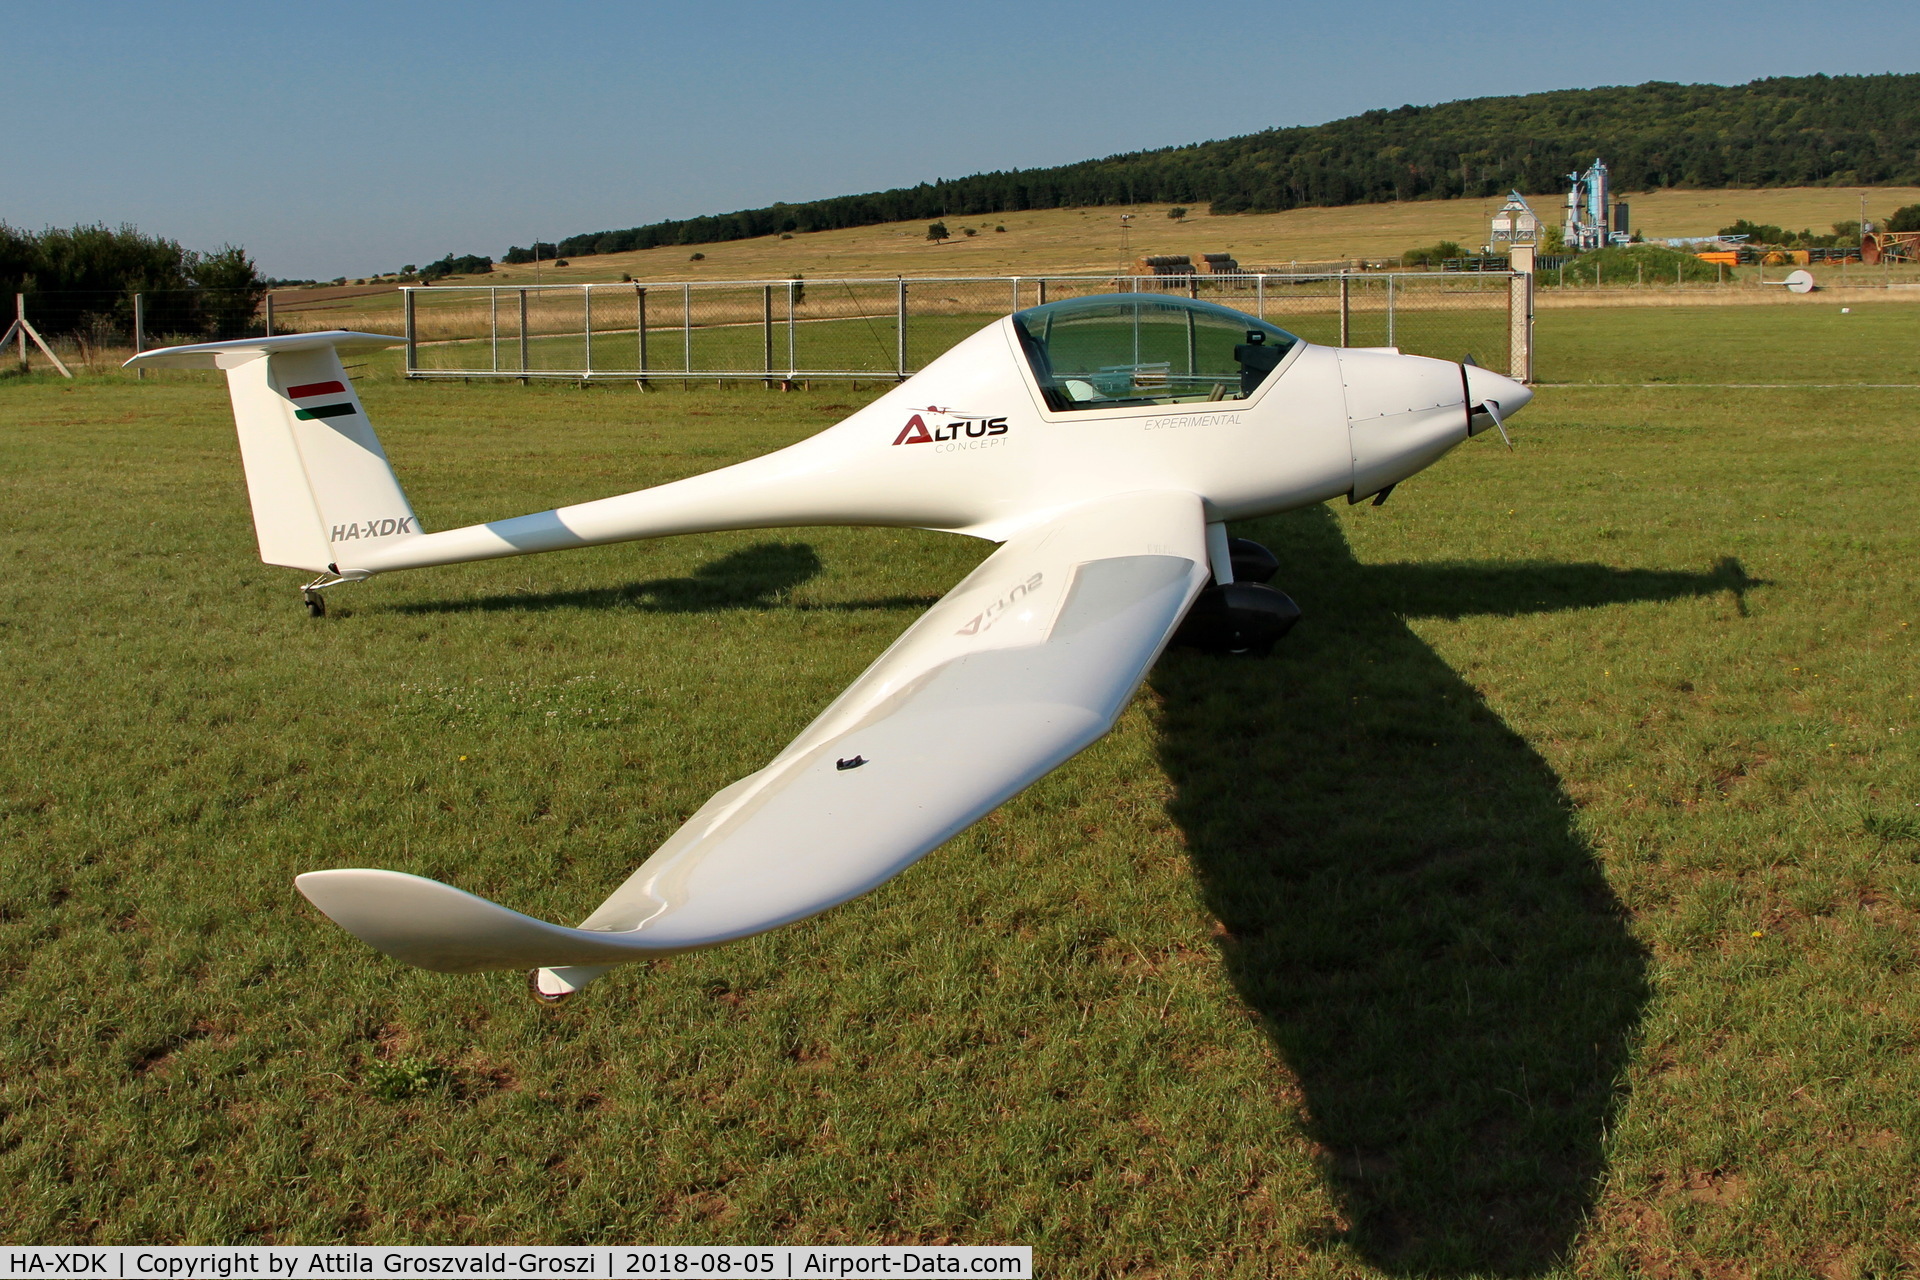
127, 293, 1530, 1000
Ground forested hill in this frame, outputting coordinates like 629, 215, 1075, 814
521, 73, 1920, 262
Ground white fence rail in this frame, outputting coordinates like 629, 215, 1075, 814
401, 272, 1532, 383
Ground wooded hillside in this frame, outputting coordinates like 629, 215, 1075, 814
521, 74, 1920, 262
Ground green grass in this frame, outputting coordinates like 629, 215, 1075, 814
3, 304, 1919, 1275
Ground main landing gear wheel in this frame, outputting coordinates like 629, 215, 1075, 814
1225, 537, 1280, 584
302, 588, 326, 618
1174, 581, 1301, 657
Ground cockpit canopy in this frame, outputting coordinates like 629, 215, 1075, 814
1013, 293, 1301, 412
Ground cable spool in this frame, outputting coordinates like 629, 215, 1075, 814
1762, 269, 1817, 294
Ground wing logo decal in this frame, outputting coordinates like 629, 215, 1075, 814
956, 572, 1043, 636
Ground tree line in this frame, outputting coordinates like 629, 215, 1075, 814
508, 73, 1920, 263
1, 223, 267, 341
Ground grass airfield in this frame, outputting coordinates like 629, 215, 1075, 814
2, 302, 1919, 1276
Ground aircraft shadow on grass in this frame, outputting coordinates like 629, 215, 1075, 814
1152, 505, 1755, 1276
382, 517, 1754, 1274
384, 542, 939, 617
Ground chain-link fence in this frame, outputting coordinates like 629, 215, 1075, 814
399, 273, 1529, 381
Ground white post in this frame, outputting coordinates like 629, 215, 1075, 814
1506, 243, 1535, 385
133, 292, 146, 379
403, 288, 417, 377
896, 278, 908, 379
1508, 270, 1534, 384
635, 285, 648, 385
583, 285, 593, 377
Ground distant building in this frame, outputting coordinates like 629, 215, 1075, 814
1489, 192, 1540, 246
1564, 160, 1632, 251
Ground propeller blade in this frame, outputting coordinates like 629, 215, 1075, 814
1483, 398, 1513, 451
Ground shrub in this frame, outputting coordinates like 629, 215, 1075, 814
1555, 243, 1721, 286
1168, 207, 1188, 220
690, 252, 705, 261
1402, 240, 1466, 267
418, 253, 492, 281
1889, 204, 1920, 233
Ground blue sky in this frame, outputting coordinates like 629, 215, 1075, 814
5, 0, 1915, 279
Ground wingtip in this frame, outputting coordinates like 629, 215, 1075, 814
294, 868, 672, 974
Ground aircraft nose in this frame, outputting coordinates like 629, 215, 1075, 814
1465, 364, 1532, 420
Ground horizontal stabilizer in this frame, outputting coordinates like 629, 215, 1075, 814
124, 330, 405, 370
294, 869, 687, 973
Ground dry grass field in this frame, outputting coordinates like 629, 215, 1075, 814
267, 187, 1920, 340
468, 186, 1920, 285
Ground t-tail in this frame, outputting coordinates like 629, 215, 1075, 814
125, 332, 423, 599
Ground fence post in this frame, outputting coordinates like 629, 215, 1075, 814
683, 283, 692, 385
264, 292, 274, 338
762, 284, 774, 388
1037, 279, 1048, 306
490, 288, 498, 373
583, 285, 593, 379
1338, 273, 1350, 347
635, 285, 649, 388
6, 294, 73, 377
1385, 275, 1396, 348
403, 288, 417, 377
1010, 277, 1020, 314
895, 278, 907, 380
786, 280, 796, 380
1256, 273, 1265, 320
1508, 270, 1534, 383
133, 293, 146, 378
518, 289, 529, 380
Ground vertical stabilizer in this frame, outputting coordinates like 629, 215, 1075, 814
126, 332, 420, 574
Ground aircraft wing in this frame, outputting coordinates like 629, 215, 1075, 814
296, 488, 1211, 979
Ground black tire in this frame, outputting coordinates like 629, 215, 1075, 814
303, 592, 326, 618
1226, 537, 1279, 584
1173, 582, 1300, 656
